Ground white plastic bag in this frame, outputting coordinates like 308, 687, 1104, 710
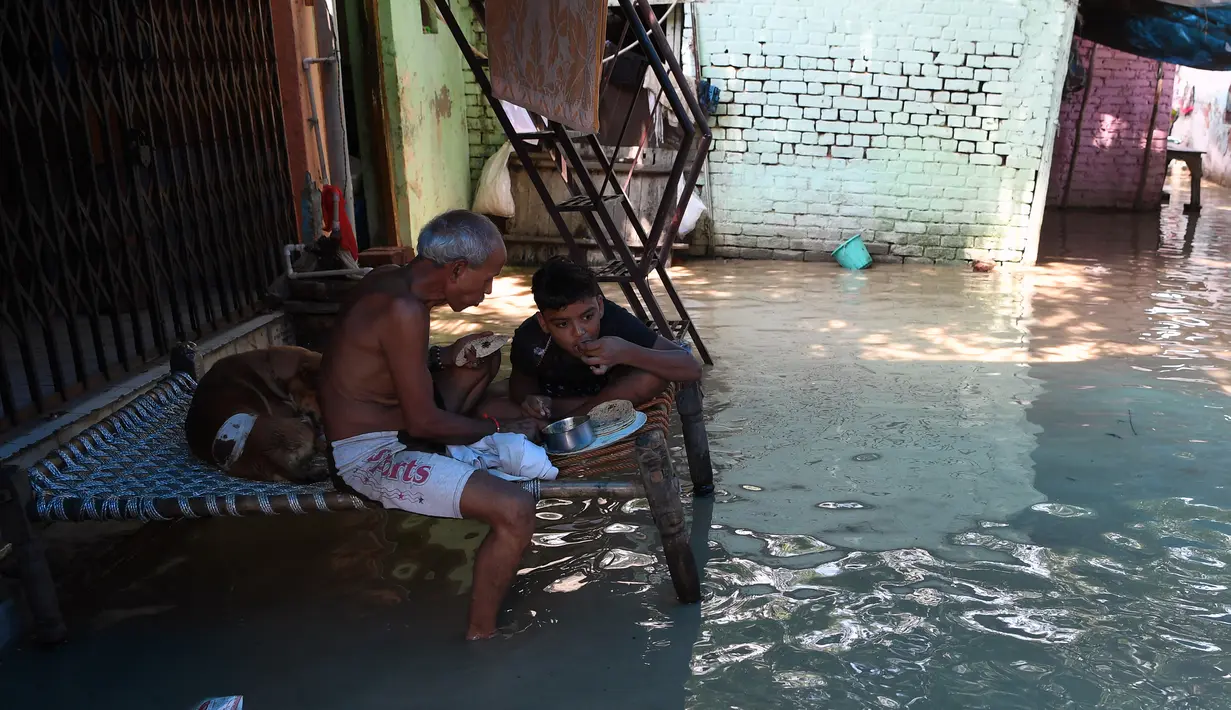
501, 101, 539, 144
677, 188, 707, 236
472, 142, 516, 218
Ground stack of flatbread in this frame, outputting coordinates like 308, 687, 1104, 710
587, 399, 636, 436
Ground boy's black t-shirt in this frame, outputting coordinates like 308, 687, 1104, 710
510, 298, 658, 398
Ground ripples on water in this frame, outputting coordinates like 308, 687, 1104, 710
523, 488, 1231, 708
515, 485, 1219, 708
692, 512, 1231, 708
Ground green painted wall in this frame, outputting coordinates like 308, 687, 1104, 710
377, 0, 473, 248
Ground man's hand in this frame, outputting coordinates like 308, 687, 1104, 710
500, 417, 545, 443
445, 331, 495, 369
522, 395, 552, 420
579, 336, 633, 374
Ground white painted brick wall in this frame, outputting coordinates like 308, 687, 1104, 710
697, 0, 1078, 263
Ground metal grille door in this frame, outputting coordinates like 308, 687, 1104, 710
0, 0, 294, 429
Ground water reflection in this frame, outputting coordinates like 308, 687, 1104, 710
683, 193, 1231, 706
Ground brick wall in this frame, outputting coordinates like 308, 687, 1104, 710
1047, 39, 1174, 209
696, 0, 1078, 264
459, 6, 504, 189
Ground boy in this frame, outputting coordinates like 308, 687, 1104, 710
509, 256, 702, 421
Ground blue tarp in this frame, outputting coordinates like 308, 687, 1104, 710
1080, 0, 1231, 69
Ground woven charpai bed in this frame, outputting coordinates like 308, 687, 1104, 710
26, 372, 366, 522
0, 349, 713, 644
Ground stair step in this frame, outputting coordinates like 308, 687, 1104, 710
590, 259, 634, 282
652, 319, 691, 343
555, 194, 624, 212
512, 130, 556, 142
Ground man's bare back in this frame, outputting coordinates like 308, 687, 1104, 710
320, 268, 415, 439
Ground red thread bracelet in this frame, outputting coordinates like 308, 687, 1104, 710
481, 413, 500, 432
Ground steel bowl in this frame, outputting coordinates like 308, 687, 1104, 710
542, 415, 595, 453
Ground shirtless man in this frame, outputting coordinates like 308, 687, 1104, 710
318, 210, 543, 640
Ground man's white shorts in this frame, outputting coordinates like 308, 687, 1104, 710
331, 431, 474, 518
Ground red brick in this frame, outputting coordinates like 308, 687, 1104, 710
1047, 39, 1175, 209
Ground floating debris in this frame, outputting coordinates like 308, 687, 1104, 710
816, 501, 869, 510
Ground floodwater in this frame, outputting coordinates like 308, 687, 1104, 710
3, 178, 1231, 709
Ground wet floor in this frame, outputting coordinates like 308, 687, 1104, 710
3, 177, 1231, 708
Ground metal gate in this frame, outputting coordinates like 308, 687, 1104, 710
0, 0, 295, 430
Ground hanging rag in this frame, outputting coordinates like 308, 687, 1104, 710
446, 433, 559, 482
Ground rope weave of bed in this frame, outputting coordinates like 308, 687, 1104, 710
25, 371, 677, 521
26, 373, 368, 522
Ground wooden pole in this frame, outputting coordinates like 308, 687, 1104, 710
361, 0, 399, 246
677, 381, 714, 496
169, 341, 199, 379
1134, 61, 1166, 211
522, 480, 644, 500
636, 430, 701, 603
1061, 43, 1098, 210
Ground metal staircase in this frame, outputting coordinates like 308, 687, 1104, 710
435, 0, 713, 363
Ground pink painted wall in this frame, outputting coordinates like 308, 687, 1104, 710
1171, 67, 1231, 188
1047, 39, 1175, 209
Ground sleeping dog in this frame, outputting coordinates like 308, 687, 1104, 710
184, 346, 330, 483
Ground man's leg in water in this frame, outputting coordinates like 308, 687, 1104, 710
335, 442, 533, 639
457, 471, 536, 640
433, 351, 501, 414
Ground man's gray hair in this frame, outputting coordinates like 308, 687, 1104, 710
416, 210, 503, 266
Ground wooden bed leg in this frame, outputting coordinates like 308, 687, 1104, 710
170, 341, 199, 378
636, 431, 701, 604
0, 465, 67, 645
677, 381, 714, 497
